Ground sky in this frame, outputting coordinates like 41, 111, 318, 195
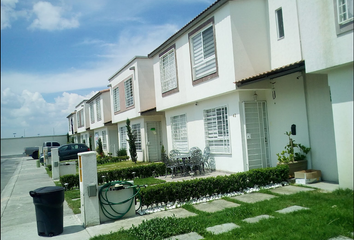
1, 0, 215, 138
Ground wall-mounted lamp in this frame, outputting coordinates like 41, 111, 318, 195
253, 91, 258, 102
195, 102, 198, 106
129, 66, 135, 71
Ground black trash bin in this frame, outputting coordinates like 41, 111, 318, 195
29, 186, 65, 237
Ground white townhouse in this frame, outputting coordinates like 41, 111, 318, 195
108, 56, 167, 162
87, 89, 118, 156
73, 99, 93, 146
148, 0, 353, 189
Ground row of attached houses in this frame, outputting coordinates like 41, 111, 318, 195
67, 0, 353, 190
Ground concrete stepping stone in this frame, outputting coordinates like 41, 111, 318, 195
270, 185, 315, 195
328, 236, 353, 240
206, 223, 240, 234
242, 214, 274, 223
276, 205, 309, 214
193, 199, 240, 213
164, 232, 204, 240
144, 208, 198, 221
232, 193, 276, 203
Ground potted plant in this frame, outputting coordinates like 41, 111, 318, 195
277, 131, 311, 177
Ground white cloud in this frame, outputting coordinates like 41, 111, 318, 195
28, 1, 80, 31
1, 88, 96, 138
1, 0, 27, 30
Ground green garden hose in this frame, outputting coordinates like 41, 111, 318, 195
98, 181, 143, 220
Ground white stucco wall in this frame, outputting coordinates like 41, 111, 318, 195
305, 74, 338, 183
297, 0, 353, 73
1, 135, 67, 156
268, 0, 302, 69
136, 58, 155, 112
327, 65, 353, 189
230, 0, 271, 79
164, 91, 244, 173
265, 72, 310, 167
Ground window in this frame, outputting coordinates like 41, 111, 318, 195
78, 110, 84, 128
113, 87, 120, 112
120, 126, 127, 149
160, 47, 178, 93
171, 114, 189, 152
334, 0, 354, 34
132, 124, 141, 151
338, 0, 354, 24
124, 79, 134, 107
190, 23, 217, 80
102, 130, 107, 150
96, 97, 102, 121
90, 102, 95, 124
276, 8, 284, 39
203, 106, 230, 153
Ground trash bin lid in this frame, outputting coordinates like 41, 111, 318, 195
31, 186, 64, 196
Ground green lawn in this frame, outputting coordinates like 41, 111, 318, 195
97, 160, 151, 172
90, 188, 354, 240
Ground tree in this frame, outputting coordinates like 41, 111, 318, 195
126, 118, 137, 163
96, 138, 104, 157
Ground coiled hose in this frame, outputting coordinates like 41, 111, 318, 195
99, 181, 143, 220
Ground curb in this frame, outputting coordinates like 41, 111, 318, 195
1, 158, 24, 217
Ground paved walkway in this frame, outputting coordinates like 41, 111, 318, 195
1, 157, 349, 240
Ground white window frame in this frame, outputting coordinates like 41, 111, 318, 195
132, 123, 141, 151
190, 24, 216, 80
337, 0, 354, 24
78, 110, 84, 128
90, 102, 95, 124
113, 87, 120, 112
96, 97, 102, 121
160, 48, 178, 93
120, 126, 127, 150
203, 106, 230, 154
275, 8, 284, 39
124, 79, 134, 108
171, 114, 189, 152
102, 130, 107, 150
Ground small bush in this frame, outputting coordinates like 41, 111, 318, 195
60, 174, 80, 190
117, 148, 127, 157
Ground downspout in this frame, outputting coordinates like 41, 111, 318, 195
295, 0, 303, 60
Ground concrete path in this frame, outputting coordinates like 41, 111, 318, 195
2, 157, 346, 240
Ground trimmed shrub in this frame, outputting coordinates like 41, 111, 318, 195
60, 174, 80, 190
140, 164, 289, 208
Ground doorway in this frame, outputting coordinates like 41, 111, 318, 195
146, 122, 162, 162
243, 101, 270, 170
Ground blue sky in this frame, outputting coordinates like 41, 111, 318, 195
1, 0, 214, 138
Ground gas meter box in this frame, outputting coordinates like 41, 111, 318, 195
87, 184, 97, 197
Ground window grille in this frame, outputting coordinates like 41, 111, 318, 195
124, 79, 134, 107
132, 124, 141, 151
96, 97, 102, 121
160, 49, 177, 93
90, 102, 95, 124
276, 8, 284, 39
102, 130, 107, 150
120, 126, 127, 149
338, 0, 354, 24
113, 87, 120, 112
203, 106, 230, 153
171, 114, 189, 152
191, 25, 216, 80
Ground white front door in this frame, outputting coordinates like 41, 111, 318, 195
243, 101, 270, 170
146, 122, 161, 162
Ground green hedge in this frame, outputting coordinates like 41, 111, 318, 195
97, 163, 167, 184
140, 164, 289, 207
59, 162, 167, 189
96, 155, 130, 165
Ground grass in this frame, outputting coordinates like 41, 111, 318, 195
89, 188, 354, 240
97, 160, 151, 172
